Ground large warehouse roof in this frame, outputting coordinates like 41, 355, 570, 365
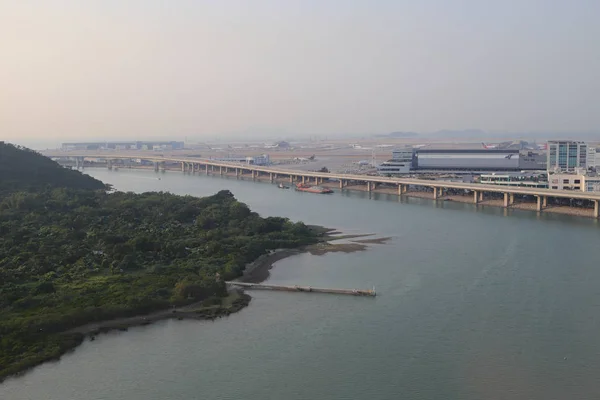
416, 149, 519, 154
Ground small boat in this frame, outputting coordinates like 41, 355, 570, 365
295, 183, 333, 194
278, 183, 290, 189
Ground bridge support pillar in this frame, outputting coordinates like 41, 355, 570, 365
181, 162, 185, 173
235, 168, 239, 178
542, 196, 547, 208
473, 191, 479, 204
536, 196, 543, 212
479, 191, 484, 202
302, 176, 306, 184
432, 186, 438, 200
219, 166, 223, 175
206, 164, 209, 175
340, 180, 345, 189
594, 200, 599, 218
509, 193, 515, 206
252, 170, 256, 180
270, 173, 273, 182
154, 162, 159, 172
107, 160, 113, 170
503, 193, 509, 208
289, 175, 294, 183
367, 182, 372, 192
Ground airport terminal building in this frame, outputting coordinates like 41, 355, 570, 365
378, 148, 546, 175
415, 149, 521, 171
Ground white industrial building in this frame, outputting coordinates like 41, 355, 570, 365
377, 148, 414, 175
548, 173, 600, 192
209, 154, 270, 166
378, 148, 545, 176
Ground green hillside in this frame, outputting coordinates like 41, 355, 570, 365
0, 142, 320, 381
0, 142, 106, 195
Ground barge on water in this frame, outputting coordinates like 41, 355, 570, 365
295, 183, 333, 194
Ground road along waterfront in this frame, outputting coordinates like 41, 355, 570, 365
2, 169, 600, 400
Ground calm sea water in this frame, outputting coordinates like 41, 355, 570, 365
3, 169, 600, 400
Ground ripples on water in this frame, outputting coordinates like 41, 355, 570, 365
2, 169, 599, 400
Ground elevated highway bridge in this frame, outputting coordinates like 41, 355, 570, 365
44, 151, 600, 218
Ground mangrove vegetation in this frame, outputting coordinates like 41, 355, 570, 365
0, 144, 319, 380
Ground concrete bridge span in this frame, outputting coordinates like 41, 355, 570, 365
46, 152, 600, 218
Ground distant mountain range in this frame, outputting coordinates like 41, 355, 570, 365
373, 129, 598, 141
373, 131, 419, 138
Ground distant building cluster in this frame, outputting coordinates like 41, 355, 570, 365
61, 141, 185, 151
544, 140, 600, 192
378, 139, 600, 193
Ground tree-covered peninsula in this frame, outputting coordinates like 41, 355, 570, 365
0, 142, 107, 195
0, 143, 319, 380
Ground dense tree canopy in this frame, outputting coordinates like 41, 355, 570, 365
0, 144, 318, 380
0, 142, 106, 195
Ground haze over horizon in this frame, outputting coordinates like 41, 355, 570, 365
2, 0, 599, 147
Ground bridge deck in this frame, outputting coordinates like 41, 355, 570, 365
46, 152, 600, 202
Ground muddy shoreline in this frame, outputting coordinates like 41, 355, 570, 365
66, 292, 252, 337
240, 234, 374, 283
1, 291, 253, 383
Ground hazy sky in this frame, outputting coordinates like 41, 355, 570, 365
1, 0, 599, 144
